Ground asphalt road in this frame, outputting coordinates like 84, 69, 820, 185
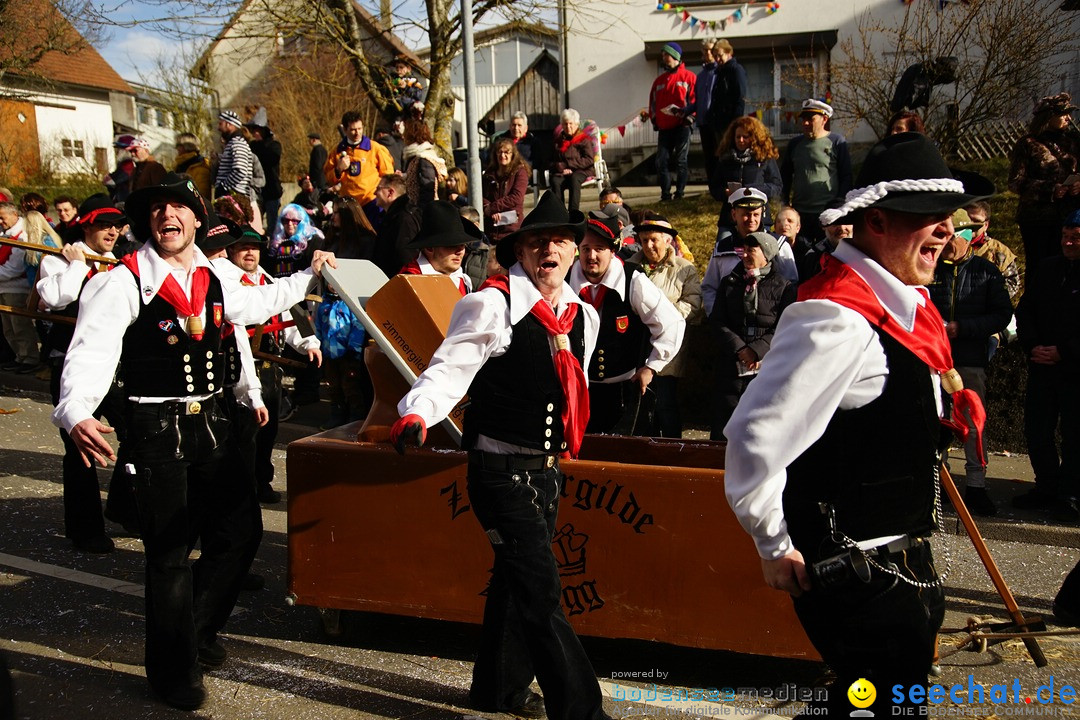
2, 370, 1080, 720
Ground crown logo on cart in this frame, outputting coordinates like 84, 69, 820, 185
553, 523, 589, 576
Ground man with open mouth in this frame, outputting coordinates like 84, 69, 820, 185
725, 132, 993, 717
390, 191, 612, 720
51, 173, 336, 711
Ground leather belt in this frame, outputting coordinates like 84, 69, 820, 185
156, 394, 221, 416
468, 450, 558, 472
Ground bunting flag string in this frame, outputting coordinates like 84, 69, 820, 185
901, 0, 972, 6
654, 1, 779, 30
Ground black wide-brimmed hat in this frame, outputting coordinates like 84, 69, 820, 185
582, 210, 622, 250
406, 200, 483, 251
126, 172, 209, 244
198, 208, 241, 252
76, 193, 127, 227
818, 132, 994, 226
496, 190, 586, 268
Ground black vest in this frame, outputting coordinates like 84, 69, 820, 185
588, 263, 649, 382
120, 270, 226, 397
783, 329, 942, 562
463, 291, 587, 453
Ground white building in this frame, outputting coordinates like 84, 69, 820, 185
564, 0, 1080, 176
0, 0, 135, 182
418, 21, 561, 146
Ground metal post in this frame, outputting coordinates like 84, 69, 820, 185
558, 0, 569, 109
461, 0, 484, 229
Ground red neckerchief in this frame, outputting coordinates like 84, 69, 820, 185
121, 253, 211, 341
580, 284, 607, 311
0, 230, 21, 264
798, 253, 987, 465
558, 129, 589, 154
480, 274, 590, 458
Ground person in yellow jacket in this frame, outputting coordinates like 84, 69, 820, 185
173, 133, 212, 200
323, 110, 395, 205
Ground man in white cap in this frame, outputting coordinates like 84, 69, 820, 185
725, 132, 994, 717
780, 98, 852, 242
701, 186, 797, 315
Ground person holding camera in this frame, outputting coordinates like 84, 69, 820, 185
724, 133, 994, 716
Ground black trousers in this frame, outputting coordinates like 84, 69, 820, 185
1024, 363, 1080, 499
123, 397, 253, 695
49, 358, 126, 541
466, 454, 605, 720
195, 392, 263, 647
793, 542, 945, 716
549, 171, 589, 213
253, 363, 282, 491
711, 367, 754, 441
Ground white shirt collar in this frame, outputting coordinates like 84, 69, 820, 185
568, 256, 626, 300
417, 252, 471, 290
1, 218, 25, 238
506, 263, 584, 325
132, 241, 212, 305
832, 240, 927, 333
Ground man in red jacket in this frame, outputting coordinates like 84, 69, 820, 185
649, 42, 696, 201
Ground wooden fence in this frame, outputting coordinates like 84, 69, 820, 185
952, 119, 1027, 162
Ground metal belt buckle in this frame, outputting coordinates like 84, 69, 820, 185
545, 455, 555, 469
185, 400, 203, 415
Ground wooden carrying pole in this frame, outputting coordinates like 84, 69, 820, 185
0, 304, 75, 325
0, 236, 118, 266
941, 463, 1048, 667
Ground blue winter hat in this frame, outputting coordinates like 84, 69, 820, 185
1064, 209, 1080, 227
662, 42, 682, 62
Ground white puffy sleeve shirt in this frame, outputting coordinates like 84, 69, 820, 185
399, 264, 599, 438
723, 241, 943, 560
52, 244, 317, 432
569, 259, 685, 382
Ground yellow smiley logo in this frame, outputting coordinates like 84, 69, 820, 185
847, 678, 876, 709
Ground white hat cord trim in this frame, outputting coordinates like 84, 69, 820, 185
818, 178, 965, 226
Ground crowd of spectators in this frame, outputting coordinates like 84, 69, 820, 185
3, 83, 1080, 530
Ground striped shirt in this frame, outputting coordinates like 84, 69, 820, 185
215, 134, 253, 195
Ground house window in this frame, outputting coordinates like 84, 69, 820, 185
738, 54, 822, 139
138, 105, 151, 125
61, 139, 85, 158
156, 108, 168, 127
277, 30, 310, 56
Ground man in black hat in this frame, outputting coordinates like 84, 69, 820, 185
51, 173, 336, 711
390, 191, 610, 720
245, 115, 283, 227
398, 200, 482, 295
725, 132, 993, 716
569, 211, 684, 434
36, 194, 128, 553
